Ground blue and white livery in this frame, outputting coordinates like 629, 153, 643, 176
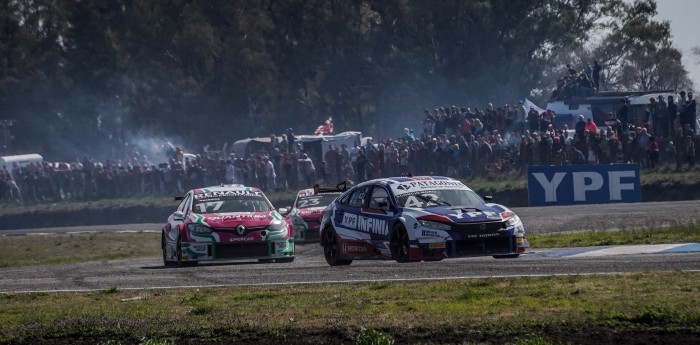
319, 176, 529, 266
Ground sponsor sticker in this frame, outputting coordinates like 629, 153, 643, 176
466, 233, 501, 239
194, 190, 262, 199
428, 242, 446, 249
393, 180, 466, 194
342, 243, 369, 254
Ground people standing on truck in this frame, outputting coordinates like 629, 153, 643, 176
681, 92, 696, 133
617, 99, 629, 133
592, 61, 602, 91
656, 95, 668, 138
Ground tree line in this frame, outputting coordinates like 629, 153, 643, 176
0, 0, 693, 161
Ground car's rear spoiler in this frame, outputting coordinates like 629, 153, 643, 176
174, 196, 184, 201
314, 181, 348, 195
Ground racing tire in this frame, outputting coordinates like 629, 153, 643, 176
162, 234, 177, 267
322, 228, 352, 266
492, 254, 520, 259
390, 224, 411, 263
275, 257, 295, 263
176, 239, 198, 267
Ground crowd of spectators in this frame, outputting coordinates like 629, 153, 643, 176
1, 83, 698, 204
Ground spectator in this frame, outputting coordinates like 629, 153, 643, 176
649, 136, 660, 169
617, 99, 629, 133
592, 60, 602, 91
298, 153, 315, 187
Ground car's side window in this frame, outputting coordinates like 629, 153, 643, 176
182, 193, 193, 214
337, 190, 352, 205
368, 187, 390, 209
348, 186, 369, 208
176, 194, 188, 213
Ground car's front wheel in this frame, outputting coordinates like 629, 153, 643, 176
162, 234, 176, 267
390, 224, 411, 263
176, 239, 198, 267
322, 227, 352, 266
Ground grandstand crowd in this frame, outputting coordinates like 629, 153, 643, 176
1, 89, 698, 204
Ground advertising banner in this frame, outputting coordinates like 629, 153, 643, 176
527, 164, 641, 206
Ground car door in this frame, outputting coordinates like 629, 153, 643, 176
333, 185, 371, 239
360, 186, 394, 240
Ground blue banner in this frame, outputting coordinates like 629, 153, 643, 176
527, 164, 641, 206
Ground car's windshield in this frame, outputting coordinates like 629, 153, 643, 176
294, 194, 338, 209
395, 189, 484, 208
192, 191, 271, 214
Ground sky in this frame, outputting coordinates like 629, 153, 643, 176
654, 0, 700, 89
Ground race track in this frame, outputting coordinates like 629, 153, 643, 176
1, 200, 699, 293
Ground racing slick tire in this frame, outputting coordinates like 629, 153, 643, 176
162, 234, 177, 267
493, 254, 520, 259
322, 227, 352, 266
390, 224, 412, 263
176, 239, 198, 267
275, 257, 295, 263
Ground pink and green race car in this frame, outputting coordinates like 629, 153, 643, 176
161, 185, 294, 266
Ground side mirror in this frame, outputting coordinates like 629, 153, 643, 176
278, 207, 290, 217
483, 195, 493, 203
172, 210, 185, 221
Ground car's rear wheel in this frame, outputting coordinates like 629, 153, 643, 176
323, 227, 352, 266
493, 254, 520, 259
390, 224, 411, 263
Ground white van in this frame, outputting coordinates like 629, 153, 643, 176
0, 153, 43, 173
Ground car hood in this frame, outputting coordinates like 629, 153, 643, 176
189, 211, 282, 228
416, 204, 506, 223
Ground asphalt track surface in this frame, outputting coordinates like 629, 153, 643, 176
1, 200, 699, 293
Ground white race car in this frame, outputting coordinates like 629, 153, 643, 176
319, 176, 528, 266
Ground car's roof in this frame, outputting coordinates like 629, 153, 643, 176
192, 184, 262, 194
351, 176, 473, 194
296, 188, 342, 198
355, 176, 460, 187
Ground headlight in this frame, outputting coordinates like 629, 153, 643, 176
504, 214, 521, 227
188, 224, 213, 234
267, 219, 287, 232
418, 220, 452, 231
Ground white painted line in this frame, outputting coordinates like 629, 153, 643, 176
3, 270, 699, 295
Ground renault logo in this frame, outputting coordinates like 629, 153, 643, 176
235, 224, 246, 236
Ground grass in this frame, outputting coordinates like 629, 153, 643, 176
527, 222, 700, 248
0, 224, 698, 268
0, 232, 161, 268
0, 272, 698, 344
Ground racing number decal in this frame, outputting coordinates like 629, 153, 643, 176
196, 201, 224, 213
404, 193, 439, 208
298, 197, 321, 208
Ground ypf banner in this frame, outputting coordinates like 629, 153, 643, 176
527, 164, 641, 206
